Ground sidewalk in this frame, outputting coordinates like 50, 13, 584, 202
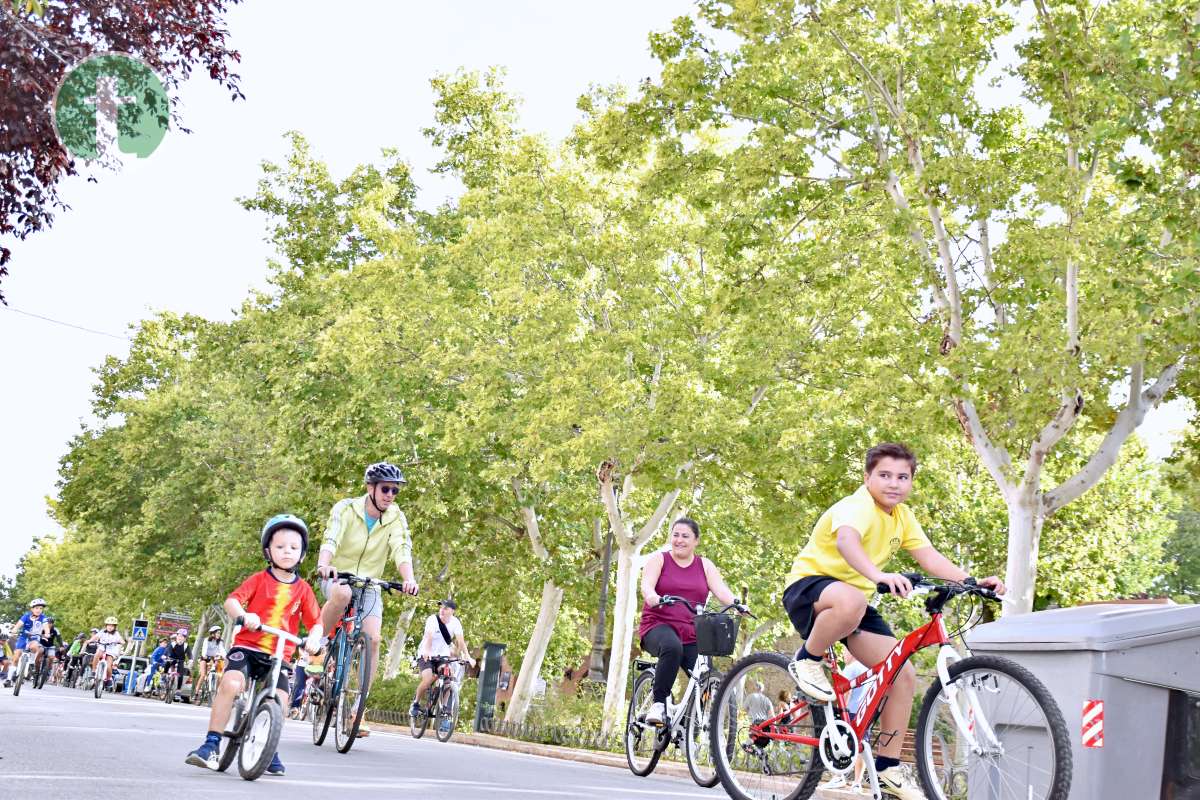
365, 717, 854, 797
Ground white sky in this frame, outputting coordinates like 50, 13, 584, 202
0, 1, 1193, 579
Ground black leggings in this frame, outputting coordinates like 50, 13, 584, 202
641, 625, 697, 704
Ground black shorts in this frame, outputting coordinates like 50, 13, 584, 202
783, 576, 894, 643
225, 647, 292, 692
415, 656, 452, 675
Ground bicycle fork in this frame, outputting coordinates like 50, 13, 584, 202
936, 645, 1003, 757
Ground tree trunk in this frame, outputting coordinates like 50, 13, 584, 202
588, 520, 612, 681
1003, 489, 1045, 616
382, 604, 417, 680
505, 578, 564, 723
600, 540, 645, 735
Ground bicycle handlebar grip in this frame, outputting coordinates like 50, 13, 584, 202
875, 572, 927, 594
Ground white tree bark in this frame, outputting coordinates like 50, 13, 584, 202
598, 463, 684, 736
505, 577, 564, 723
504, 478, 565, 724
382, 604, 417, 680
1003, 489, 1045, 615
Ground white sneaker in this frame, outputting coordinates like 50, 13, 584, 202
819, 774, 848, 790
644, 702, 666, 726
878, 764, 924, 800
788, 657, 834, 702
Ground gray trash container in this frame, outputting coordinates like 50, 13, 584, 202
966, 602, 1200, 799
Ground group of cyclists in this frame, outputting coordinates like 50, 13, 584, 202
7, 443, 1003, 799
1, 603, 214, 697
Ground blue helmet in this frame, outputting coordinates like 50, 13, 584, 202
260, 514, 309, 570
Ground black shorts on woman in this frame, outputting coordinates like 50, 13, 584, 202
782, 576, 895, 643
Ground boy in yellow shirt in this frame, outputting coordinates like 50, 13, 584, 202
783, 443, 1005, 800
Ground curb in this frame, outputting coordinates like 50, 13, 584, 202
362, 718, 847, 797
364, 719, 700, 782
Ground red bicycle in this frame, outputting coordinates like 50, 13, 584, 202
709, 574, 1071, 800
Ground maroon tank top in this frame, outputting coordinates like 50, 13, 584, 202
638, 553, 711, 644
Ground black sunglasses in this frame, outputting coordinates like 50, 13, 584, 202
377, 485, 401, 496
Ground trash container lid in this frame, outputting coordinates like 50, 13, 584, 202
966, 602, 1200, 651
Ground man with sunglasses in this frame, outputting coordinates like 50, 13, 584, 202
316, 461, 418, 737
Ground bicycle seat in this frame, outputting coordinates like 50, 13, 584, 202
634, 658, 657, 671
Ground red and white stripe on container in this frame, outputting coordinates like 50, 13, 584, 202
1082, 699, 1104, 748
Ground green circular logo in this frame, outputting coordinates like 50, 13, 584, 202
53, 53, 169, 161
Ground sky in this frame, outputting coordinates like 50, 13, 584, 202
0, 1, 1194, 580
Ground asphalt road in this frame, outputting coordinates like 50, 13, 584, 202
1, 684, 726, 799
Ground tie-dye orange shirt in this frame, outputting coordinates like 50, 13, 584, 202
229, 570, 321, 661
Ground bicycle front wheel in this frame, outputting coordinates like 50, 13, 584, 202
916, 654, 1072, 800
334, 636, 370, 753
93, 660, 107, 699
410, 689, 432, 739
686, 672, 723, 787
435, 685, 459, 743
710, 651, 825, 800
239, 698, 283, 781
625, 669, 663, 776
12, 654, 27, 696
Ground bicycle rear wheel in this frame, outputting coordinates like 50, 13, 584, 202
239, 698, 283, 781
219, 696, 247, 772
625, 669, 664, 776
710, 651, 825, 800
686, 672, 724, 787
334, 636, 370, 753
435, 684, 459, 743
916, 654, 1072, 800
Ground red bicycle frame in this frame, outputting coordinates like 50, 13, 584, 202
751, 611, 952, 747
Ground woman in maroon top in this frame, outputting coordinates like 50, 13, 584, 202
638, 517, 741, 725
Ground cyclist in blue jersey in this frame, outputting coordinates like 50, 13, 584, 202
11, 598, 49, 684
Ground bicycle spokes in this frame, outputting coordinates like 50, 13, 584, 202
711, 652, 826, 800
918, 661, 1067, 800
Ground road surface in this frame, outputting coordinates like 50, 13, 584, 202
1, 683, 726, 799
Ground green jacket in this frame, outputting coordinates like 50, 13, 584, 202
320, 494, 412, 579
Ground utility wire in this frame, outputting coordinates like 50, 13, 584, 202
2, 304, 130, 341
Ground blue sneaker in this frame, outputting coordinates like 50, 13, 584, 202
266, 752, 285, 776
185, 740, 220, 770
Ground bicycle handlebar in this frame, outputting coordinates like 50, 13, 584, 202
875, 573, 1002, 602
336, 571, 417, 596
656, 595, 756, 619
256, 624, 302, 645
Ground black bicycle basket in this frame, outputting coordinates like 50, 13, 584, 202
695, 612, 741, 657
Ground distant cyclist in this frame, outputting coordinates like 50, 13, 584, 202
88, 617, 126, 690
11, 598, 49, 684
163, 629, 190, 693
0, 632, 12, 687
410, 598, 475, 720
197, 626, 226, 691
35, 617, 64, 682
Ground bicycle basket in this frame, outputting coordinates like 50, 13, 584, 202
695, 613, 740, 657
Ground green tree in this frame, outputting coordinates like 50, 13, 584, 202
585, 0, 1198, 613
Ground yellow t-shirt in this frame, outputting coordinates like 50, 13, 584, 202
786, 485, 931, 598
